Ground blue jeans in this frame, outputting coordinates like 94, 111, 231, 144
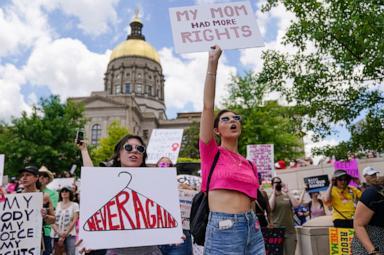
204, 211, 265, 255
43, 235, 52, 255
159, 230, 192, 255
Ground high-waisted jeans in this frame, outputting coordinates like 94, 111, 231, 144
204, 211, 265, 255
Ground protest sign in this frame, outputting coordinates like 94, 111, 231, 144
333, 160, 359, 187
0, 192, 43, 254
176, 174, 201, 190
262, 227, 285, 255
0, 154, 4, 185
329, 227, 354, 255
178, 189, 198, 230
146, 129, 184, 165
79, 167, 183, 250
169, 1, 264, 53
304, 175, 330, 193
47, 177, 75, 191
247, 144, 274, 183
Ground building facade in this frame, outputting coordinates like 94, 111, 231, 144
70, 16, 200, 145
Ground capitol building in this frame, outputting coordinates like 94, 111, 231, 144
71, 16, 200, 145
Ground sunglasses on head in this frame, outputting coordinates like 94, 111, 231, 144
158, 162, 172, 168
124, 144, 146, 154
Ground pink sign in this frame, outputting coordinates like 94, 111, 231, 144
333, 159, 359, 186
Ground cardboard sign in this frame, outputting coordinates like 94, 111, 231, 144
333, 160, 359, 187
176, 174, 201, 191
79, 167, 183, 250
262, 227, 285, 255
146, 129, 184, 165
304, 175, 330, 192
329, 227, 354, 255
0, 154, 4, 185
169, 1, 264, 53
47, 178, 75, 191
0, 192, 43, 254
247, 144, 274, 183
178, 189, 198, 230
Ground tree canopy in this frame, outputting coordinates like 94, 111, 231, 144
0, 96, 85, 177
258, 0, 383, 139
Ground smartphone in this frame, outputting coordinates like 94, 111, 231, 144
75, 129, 84, 145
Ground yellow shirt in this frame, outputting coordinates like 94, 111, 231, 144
331, 186, 362, 220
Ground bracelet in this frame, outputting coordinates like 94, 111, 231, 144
207, 72, 216, 76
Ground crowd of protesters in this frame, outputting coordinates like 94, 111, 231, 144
2, 45, 384, 255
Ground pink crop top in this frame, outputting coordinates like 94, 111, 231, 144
199, 138, 259, 199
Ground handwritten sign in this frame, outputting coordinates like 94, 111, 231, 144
333, 160, 359, 187
178, 189, 198, 230
262, 227, 285, 255
247, 144, 274, 183
47, 178, 75, 191
177, 174, 201, 191
0, 192, 43, 254
169, 1, 264, 53
329, 227, 354, 255
304, 175, 330, 193
0, 155, 4, 185
146, 129, 184, 165
79, 167, 183, 250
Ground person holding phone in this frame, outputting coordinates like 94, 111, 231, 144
199, 45, 265, 254
323, 169, 362, 228
269, 177, 300, 255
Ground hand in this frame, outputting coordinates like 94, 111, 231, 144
76, 239, 93, 254
77, 140, 87, 151
208, 45, 222, 64
41, 208, 47, 219
282, 184, 288, 193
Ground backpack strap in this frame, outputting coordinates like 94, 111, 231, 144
206, 151, 220, 192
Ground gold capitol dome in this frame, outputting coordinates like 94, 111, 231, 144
110, 11, 160, 64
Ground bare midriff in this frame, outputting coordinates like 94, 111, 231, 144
208, 189, 252, 213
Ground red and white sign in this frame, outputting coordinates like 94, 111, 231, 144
79, 167, 183, 250
169, 1, 264, 53
146, 129, 184, 165
247, 144, 275, 183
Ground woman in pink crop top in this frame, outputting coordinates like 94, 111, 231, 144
199, 45, 265, 255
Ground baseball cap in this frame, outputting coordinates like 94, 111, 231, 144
38, 166, 54, 182
333, 169, 349, 178
19, 166, 39, 176
363, 166, 380, 177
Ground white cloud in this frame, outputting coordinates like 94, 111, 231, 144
57, 0, 119, 36
160, 47, 237, 112
0, 64, 31, 121
23, 38, 110, 99
0, 0, 53, 57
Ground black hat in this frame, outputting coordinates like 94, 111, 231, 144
19, 166, 39, 176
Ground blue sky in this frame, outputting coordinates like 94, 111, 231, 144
0, 0, 350, 156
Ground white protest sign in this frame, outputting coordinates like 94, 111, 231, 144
169, 1, 264, 53
79, 167, 183, 250
0, 154, 4, 185
177, 174, 202, 191
47, 178, 75, 191
0, 192, 43, 254
247, 144, 274, 182
146, 129, 184, 165
179, 189, 198, 230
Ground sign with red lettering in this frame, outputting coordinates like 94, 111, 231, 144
169, 1, 264, 53
146, 129, 184, 165
262, 227, 285, 255
79, 167, 183, 249
247, 144, 275, 184
0, 193, 43, 254
329, 227, 354, 255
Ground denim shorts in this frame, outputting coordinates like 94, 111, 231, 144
204, 211, 265, 255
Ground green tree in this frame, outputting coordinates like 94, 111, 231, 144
0, 96, 85, 177
179, 121, 200, 159
91, 121, 130, 166
224, 73, 305, 161
257, 0, 383, 139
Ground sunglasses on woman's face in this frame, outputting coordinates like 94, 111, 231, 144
220, 115, 241, 123
124, 144, 146, 154
158, 162, 172, 168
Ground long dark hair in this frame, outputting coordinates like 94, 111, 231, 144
107, 135, 147, 167
59, 188, 74, 202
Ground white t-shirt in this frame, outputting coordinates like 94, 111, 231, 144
52, 201, 79, 238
